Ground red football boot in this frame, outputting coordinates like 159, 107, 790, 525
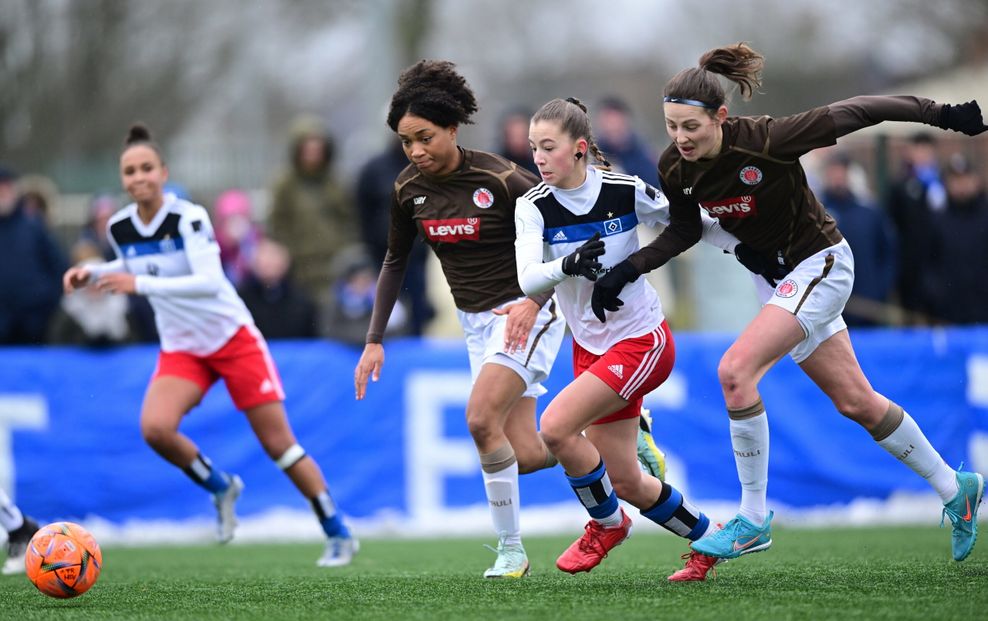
556, 509, 633, 574
667, 549, 722, 582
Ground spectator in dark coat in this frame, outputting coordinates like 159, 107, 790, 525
237, 237, 319, 339
0, 167, 67, 345
885, 133, 944, 322
820, 154, 897, 326
354, 138, 434, 336
594, 96, 657, 183
925, 154, 988, 325
497, 107, 540, 177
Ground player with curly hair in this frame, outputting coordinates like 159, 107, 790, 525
354, 60, 566, 578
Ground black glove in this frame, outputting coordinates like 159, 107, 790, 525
733, 243, 790, 287
561, 232, 605, 280
591, 259, 640, 322
938, 101, 988, 136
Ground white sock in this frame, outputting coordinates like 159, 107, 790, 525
876, 411, 958, 502
0, 488, 24, 532
731, 411, 770, 523
594, 507, 625, 528
482, 461, 522, 546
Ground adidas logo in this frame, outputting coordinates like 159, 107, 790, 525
608, 364, 623, 379
552, 230, 567, 242
413, 196, 427, 205
260, 378, 274, 394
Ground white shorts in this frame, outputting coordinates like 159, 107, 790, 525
456, 296, 565, 399
751, 240, 853, 364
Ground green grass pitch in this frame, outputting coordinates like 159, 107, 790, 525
3, 526, 987, 620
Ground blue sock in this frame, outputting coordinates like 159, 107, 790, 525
641, 482, 709, 540
565, 460, 620, 521
183, 453, 231, 494
312, 490, 350, 538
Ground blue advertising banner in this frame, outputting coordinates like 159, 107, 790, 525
1, 328, 987, 535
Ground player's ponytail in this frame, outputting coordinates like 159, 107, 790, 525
532, 98, 611, 171
663, 42, 764, 113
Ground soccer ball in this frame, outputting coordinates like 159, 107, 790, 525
24, 522, 103, 598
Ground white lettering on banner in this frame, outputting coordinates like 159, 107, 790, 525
405, 372, 478, 521
966, 355, 988, 475
0, 394, 48, 498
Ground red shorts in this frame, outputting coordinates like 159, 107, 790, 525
574, 321, 675, 425
152, 325, 286, 411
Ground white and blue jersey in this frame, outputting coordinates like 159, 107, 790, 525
90, 194, 253, 355
515, 167, 737, 354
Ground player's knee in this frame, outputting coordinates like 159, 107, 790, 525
140, 418, 175, 448
465, 408, 499, 445
538, 416, 569, 454
717, 352, 752, 395
273, 443, 307, 471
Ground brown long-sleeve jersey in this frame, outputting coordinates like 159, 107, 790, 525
630, 95, 944, 274
366, 148, 541, 343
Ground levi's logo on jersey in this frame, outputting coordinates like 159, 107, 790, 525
422, 218, 481, 242
699, 195, 757, 218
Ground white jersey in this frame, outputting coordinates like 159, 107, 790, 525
93, 194, 253, 355
515, 167, 738, 354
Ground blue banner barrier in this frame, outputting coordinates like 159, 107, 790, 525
2, 328, 988, 529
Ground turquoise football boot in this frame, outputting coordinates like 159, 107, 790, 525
691, 511, 773, 560
942, 468, 984, 562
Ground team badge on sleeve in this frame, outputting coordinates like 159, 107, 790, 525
473, 187, 495, 209
190, 219, 216, 243
739, 166, 763, 186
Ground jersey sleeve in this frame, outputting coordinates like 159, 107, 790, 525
134, 207, 224, 298
84, 258, 126, 280
698, 212, 740, 252
515, 197, 564, 295
827, 95, 942, 138
366, 190, 416, 344
86, 223, 126, 279
627, 175, 702, 274
633, 177, 671, 229
762, 107, 839, 160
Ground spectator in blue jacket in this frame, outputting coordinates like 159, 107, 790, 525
0, 166, 67, 344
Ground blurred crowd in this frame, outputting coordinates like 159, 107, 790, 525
2, 99, 987, 348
